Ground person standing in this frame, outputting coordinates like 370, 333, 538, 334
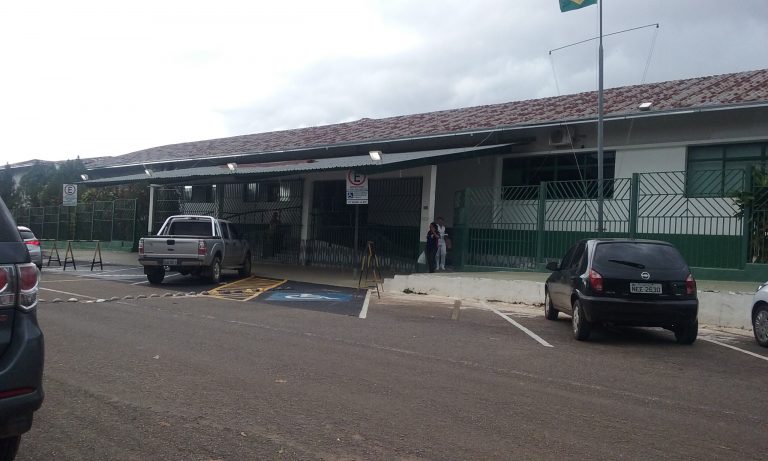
425, 222, 440, 273
436, 216, 448, 271
266, 211, 281, 257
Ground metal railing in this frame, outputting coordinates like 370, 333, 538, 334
457, 170, 746, 270
13, 199, 137, 249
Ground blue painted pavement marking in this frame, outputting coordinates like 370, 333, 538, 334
266, 292, 353, 302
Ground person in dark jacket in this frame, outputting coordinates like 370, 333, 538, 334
426, 222, 440, 273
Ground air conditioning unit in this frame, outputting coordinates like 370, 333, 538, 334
549, 128, 572, 147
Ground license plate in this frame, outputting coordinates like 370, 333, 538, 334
162, 259, 177, 266
630, 283, 662, 294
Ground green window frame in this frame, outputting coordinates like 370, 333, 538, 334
686, 143, 767, 197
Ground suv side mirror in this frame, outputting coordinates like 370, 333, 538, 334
546, 261, 559, 271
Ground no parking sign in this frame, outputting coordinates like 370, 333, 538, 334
63, 184, 77, 207
346, 170, 368, 205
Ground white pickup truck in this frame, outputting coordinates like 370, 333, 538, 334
138, 215, 251, 284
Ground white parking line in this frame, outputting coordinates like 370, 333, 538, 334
359, 290, 371, 319
93, 267, 142, 274
131, 273, 183, 285
485, 304, 553, 348
40, 287, 98, 300
702, 338, 768, 362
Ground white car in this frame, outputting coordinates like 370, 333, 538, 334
750, 283, 768, 347
17, 226, 43, 268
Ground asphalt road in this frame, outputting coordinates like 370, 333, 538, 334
15, 266, 768, 460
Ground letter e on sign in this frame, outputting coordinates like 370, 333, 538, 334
63, 184, 78, 207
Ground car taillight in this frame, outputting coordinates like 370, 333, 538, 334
0, 387, 35, 399
0, 267, 8, 293
198, 240, 206, 256
589, 269, 604, 293
18, 263, 39, 311
138, 238, 144, 255
686, 274, 696, 295
27, 239, 40, 246
0, 266, 12, 307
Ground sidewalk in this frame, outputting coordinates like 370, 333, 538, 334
383, 271, 757, 330
47, 249, 757, 330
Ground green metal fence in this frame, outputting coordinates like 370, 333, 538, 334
457, 170, 746, 270
13, 199, 138, 250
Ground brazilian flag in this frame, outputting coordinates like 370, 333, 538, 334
559, 0, 597, 12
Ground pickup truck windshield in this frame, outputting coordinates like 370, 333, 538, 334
167, 221, 213, 237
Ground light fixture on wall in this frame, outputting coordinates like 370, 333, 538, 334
638, 102, 653, 111
144, 168, 153, 177
80, 174, 89, 181
227, 162, 237, 172
369, 150, 382, 161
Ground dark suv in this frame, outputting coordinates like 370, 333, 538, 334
0, 197, 44, 460
545, 239, 698, 344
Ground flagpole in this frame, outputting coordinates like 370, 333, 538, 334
597, 0, 604, 233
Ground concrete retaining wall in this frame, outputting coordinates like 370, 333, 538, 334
383, 274, 753, 330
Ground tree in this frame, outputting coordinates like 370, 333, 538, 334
17, 159, 86, 207
0, 163, 19, 209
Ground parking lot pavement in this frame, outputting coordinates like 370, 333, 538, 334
381, 291, 768, 363
39, 263, 367, 317
20, 278, 768, 460
41, 263, 223, 290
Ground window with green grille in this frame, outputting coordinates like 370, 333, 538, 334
502, 152, 615, 199
686, 143, 766, 197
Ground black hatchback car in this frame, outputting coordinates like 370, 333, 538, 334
0, 197, 43, 460
545, 239, 698, 344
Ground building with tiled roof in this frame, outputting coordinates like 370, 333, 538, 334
85, 68, 768, 172
29, 69, 768, 276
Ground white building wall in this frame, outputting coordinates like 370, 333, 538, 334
614, 146, 686, 178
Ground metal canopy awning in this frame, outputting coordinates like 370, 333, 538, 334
82, 144, 511, 186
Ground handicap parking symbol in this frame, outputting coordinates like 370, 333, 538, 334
267, 292, 353, 302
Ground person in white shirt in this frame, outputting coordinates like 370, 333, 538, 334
436, 216, 448, 271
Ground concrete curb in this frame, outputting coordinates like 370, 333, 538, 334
383, 274, 754, 331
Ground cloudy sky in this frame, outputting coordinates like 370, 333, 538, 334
1, 0, 766, 163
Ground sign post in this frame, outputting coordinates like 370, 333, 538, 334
63, 184, 78, 207
346, 171, 368, 276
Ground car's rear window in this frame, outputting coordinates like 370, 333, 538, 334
167, 220, 213, 237
594, 242, 688, 270
20, 230, 36, 240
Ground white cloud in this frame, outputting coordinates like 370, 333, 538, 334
0, 0, 766, 162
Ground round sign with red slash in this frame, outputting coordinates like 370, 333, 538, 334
347, 171, 366, 186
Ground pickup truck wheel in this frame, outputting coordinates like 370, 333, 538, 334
0, 435, 20, 460
209, 256, 222, 283
146, 267, 165, 285
238, 253, 252, 278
